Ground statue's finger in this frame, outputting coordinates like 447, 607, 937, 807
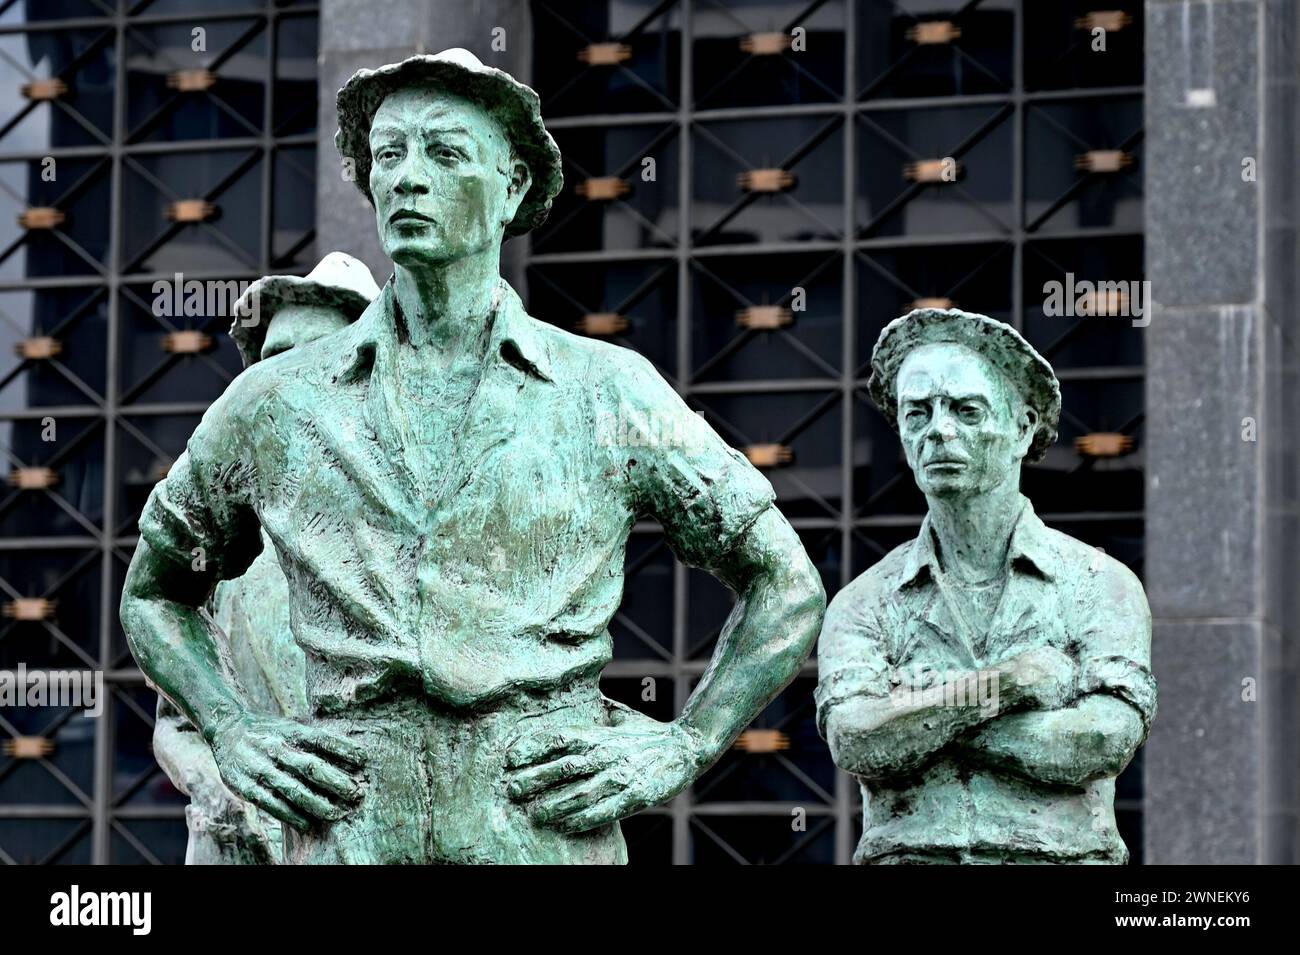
274, 747, 363, 802
527, 773, 622, 825
241, 780, 313, 832
290, 726, 368, 768
552, 794, 628, 834
506, 753, 601, 800
503, 727, 594, 769
260, 764, 352, 822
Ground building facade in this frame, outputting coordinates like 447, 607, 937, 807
0, 0, 1294, 864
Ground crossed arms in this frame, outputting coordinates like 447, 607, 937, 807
817, 571, 1155, 789
822, 652, 1147, 788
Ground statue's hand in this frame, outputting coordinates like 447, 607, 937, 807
504, 708, 705, 833
1002, 645, 1077, 711
208, 712, 367, 832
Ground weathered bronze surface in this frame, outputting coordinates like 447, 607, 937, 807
152, 251, 377, 864
122, 49, 824, 864
816, 307, 1155, 864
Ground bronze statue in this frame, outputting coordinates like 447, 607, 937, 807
816, 307, 1155, 864
122, 49, 825, 864
152, 251, 379, 864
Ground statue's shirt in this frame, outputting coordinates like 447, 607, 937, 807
139, 278, 775, 714
815, 499, 1156, 863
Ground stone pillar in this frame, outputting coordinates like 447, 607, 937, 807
1144, 0, 1298, 863
315, 0, 533, 286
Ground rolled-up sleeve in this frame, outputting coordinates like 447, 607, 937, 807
815, 588, 890, 739
137, 390, 263, 588
612, 353, 775, 568
1077, 562, 1157, 735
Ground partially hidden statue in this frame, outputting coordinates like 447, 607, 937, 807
122, 48, 825, 864
815, 308, 1156, 864
152, 252, 379, 864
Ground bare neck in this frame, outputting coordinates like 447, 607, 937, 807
925, 477, 1024, 583
392, 247, 500, 356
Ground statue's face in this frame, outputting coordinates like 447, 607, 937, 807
896, 343, 1036, 499
368, 87, 531, 267
261, 304, 351, 361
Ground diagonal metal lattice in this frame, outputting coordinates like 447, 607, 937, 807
0, 0, 321, 865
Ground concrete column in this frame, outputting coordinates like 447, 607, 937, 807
1144, 0, 1298, 863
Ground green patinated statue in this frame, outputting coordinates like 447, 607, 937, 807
816, 308, 1156, 864
152, 252, 379, 865
122, 48, 825, 864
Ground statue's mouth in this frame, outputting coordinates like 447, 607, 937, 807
390, 209, 435, 224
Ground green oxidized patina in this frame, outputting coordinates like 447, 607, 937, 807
152, 541, 303, 865
816, 308, 1156, 864
151, 252, 378, 865
122, 49, 825, 864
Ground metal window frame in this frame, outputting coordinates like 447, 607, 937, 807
0, 1, 320, 865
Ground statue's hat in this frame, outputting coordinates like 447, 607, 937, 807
867, 308, 1062, 462
230, 252, 380, 367
334, 48, 564, 237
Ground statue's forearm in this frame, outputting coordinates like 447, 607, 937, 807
824, 673, 1008, 781
154, 705, 226, 801
676, 509, 825, 767
958, 694, 1144, 787
122, 540, 247, 743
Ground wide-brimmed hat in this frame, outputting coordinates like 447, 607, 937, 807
867, 308, 1061, 462
335, 48, 564, 237
230, 252, 380, 367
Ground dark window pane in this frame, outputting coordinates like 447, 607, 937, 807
274, 15, 319, 135
0, 27, 116, 151
536, 123, 681, 253
694, 115, 843, 245
126, 20, 267, 144
533, 0, 681, 117
693, 1, 845, 109
1024, 0, 1143, 92
0, 0, 115, 27
858, 0, 1012, 99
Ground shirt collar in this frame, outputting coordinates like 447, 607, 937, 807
332, 275, 553, 384
898, 494, 1059, 589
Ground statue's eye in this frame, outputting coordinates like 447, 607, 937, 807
957, 404, 984, 423
375, 146, 402, 162
433, 144, 463, 161
904, 407, 930, 425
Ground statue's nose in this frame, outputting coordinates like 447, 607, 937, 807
393, 160, 431, 196
926, 410, 958, 442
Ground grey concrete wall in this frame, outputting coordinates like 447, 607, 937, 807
315, 0, 532, 287
1144, 0, 1299, 863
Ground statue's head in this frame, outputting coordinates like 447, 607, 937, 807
365, 88, 528, 267
335, 49, 564, 267
868, 309, 1061, 501
261, 304, 353, 360
230, 251, 380, 367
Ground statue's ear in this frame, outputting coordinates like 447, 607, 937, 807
501, 156, 532, 226
1017, 405, 1039, 454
